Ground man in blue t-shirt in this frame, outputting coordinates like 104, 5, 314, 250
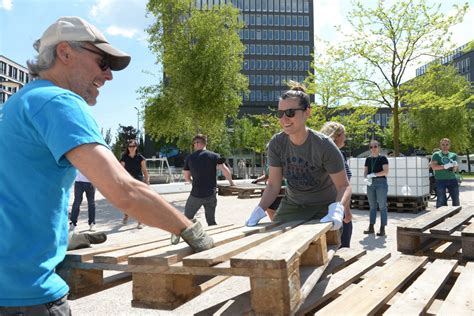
183, 134, 234, 225
0, 16, 213, 314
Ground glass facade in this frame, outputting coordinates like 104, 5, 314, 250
195, 0, 314, 114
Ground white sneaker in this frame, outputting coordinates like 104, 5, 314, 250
246, 206, 267, 226
69, 223, 76, 232
89, 224, 96, 232
137, 223, 143, 229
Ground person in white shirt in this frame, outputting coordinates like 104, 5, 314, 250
69, 171, 96, 231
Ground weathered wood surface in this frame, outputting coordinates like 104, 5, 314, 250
397, 205, 474, 259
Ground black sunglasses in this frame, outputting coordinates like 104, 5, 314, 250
370, 145, 378, 149
276, 108, 305, 118
79, 46, 110, 71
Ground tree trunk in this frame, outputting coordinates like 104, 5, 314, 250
392, 95, 400, 156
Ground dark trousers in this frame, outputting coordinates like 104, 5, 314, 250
184, 194, 218, 225
340, 220, 353, 248
0, 294, 70, 316
70, 181, 96, 225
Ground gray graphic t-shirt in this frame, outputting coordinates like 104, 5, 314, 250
268, 129, 344, 205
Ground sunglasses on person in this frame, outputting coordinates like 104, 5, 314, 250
276, 108, 305, 118
369, 145, 378, 149
79, 46, 110, 71
128, 145, 137, 148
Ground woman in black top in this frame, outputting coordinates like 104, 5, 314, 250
363, 140, 389, 236
120, 140, 149, 228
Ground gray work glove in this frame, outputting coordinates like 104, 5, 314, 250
180, 221, 214, 252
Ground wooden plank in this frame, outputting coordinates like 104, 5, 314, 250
315, 255, 428, 315
398, 206, 462, 232
296, 251, 390, 315
462, 221, 474, 237
64, 236, 167, 262
230, 221, 332, 270
93, 224, 241, 264
384, 259, 458, 315
182, 221, 301, 267
437, 262, 474, 316
430, 208, 473, 235
321, 248, 367, 278
128, 223, 278, 266
63, 223, 235, 263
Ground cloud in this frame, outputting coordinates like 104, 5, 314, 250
0, 0, 13, 10
89, 0, 152, 41
106, 25, 139, 39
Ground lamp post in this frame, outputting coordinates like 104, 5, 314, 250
134, 106, 140, 140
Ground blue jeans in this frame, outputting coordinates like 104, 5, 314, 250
435, 178, 460, 208
185, 194, 218, 225
366, 178, 388, 226
70, 181, 96, 225
0, 294, 70, 315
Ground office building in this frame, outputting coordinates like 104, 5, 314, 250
416, 43, 473, 87
194, 0, 314, 115
0, 55, 31, 106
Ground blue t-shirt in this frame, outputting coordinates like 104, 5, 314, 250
0, 80, 106, 306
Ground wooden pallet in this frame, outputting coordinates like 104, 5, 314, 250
199, 250, 473, 316
58, 221, 340, 314
397, 205, 474, 260
217, 183, 265, 198
217, 184, 285, 199
351, 193, 429, 213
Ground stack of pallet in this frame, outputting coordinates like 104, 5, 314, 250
351, 193, 429, 213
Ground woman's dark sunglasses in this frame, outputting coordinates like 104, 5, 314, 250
79, 46, 110, 71
276, 108, 305, 118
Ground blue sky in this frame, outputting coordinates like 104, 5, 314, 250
1, 0, 473, 138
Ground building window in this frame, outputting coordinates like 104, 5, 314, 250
304, 31, 309, 41
303, 0, 309, 12
304, 15, 309, 26
0, 62, 6, 75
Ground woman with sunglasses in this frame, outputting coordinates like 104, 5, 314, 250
120, 139, 150, 228
246, 82, 351, 232
363, 140, 389, 236
320, 122, 353, 248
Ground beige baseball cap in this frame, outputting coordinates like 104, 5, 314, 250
34, 16, 131, 71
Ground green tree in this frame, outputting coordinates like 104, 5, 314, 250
306, 45, 354, 108
141, 0, 248, 149
335, 0, 468, 156
111, 125, 138, 158
399, 63, 474, 153
101, 128, 113, 146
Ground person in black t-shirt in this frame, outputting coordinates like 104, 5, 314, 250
363, 140, 389, 236
120, 139, 149, 228
183, 134, 234, 225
